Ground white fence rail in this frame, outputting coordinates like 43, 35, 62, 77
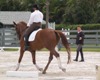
0, 28, 100, 51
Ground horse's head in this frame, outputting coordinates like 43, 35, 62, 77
13, 21, 27, 40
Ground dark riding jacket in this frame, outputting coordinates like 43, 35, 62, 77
76, 31, 84, 45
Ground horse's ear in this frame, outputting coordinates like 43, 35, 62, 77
13, 21, 17, 26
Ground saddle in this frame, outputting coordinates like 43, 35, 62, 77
28, 28, 42, 41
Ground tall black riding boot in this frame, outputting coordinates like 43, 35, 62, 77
24, 35, 29, 51
74, 50, 79, 61
80, 48, 84, 61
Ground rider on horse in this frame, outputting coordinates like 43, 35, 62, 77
24, 4, 43, 51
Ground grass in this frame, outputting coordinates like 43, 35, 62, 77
59, 44, 100, 52
2, 47, 100, 52
60, 47, 100, 52
3, 48, 19, 51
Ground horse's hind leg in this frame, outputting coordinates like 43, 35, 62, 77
53, 50, 66, 72
42, 52, 53, 74
30, 51, 43, 71
15, 49, 24, 71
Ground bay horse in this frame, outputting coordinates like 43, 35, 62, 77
13, 21, 71, 74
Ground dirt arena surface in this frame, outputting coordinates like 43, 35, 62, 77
0, 51, 100, 80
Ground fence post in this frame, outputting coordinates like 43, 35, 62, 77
0, 28, 4, 51
48, 22, 55, 29
96, 31, 99, 46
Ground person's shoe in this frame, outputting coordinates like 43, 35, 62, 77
24, 35, 29, 51
24, 46, 29, 51
79, 60, 84, 62
73, 59, 78, 61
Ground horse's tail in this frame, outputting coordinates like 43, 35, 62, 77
55, 31, 70, 50
55, 30, 71, 64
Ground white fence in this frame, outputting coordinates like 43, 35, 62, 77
58, 30, 100, 50
48, 22, 55, 29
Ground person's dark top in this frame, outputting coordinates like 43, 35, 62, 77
76, 31, 84, 45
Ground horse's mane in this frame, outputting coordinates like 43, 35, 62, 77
19, 21, 27, 26
16, 21, 27, 40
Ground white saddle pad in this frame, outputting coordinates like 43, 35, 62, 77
28, 28, 42, 41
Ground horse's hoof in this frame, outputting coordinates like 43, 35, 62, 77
67, 62, 69, 64
15, 68, 18, 71
42, 71, 46, 74
39, 68, 43, 71
62, 68, 66, 72
67, 60, 71, 64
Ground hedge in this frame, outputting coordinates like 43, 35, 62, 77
55, 24, 100, 30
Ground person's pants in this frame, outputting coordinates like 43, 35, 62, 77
75, 44, 84, 61
24, 23, 41, 49
24, 25, 41, 39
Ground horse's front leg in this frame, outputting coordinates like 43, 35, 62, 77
31, 51, 43, 71
42, 52, 53, 74
15, 48, 24, 71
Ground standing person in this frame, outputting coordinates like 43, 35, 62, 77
24, 4, 43, 51
73, 26, 85, 62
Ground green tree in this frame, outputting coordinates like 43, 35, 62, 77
63, 0, 100, 24
0, 0, 100, 24
48, 0, 67, 23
